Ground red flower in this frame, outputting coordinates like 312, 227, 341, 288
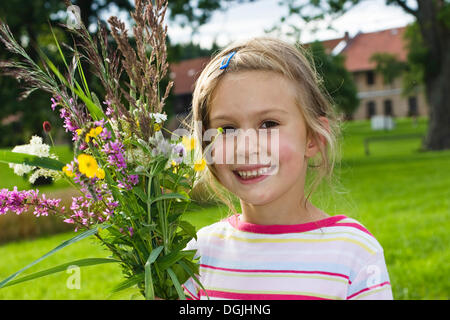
43, 121, 52, 133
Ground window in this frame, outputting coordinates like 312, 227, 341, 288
366, 101, 376, 119
367, 71, 375, 85
384, 99, 393, 116
408, 96, 418, 116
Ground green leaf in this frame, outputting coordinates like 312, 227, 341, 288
49, 24, 68, 69
1, 258, 119, 288
144, 246, 163, 300
144, 254, 155, 300
0, 225, 108, 289
76, 55, 91, 99
178, 259, 209, 300
178, 220, 197, 240
0, 150, 65, 171
148, 246, 164, 265
133, 186, 147, 203
149, 192, 190, 206
157, 249, 196, 271
73, 83, 105, 121
150, 157, 169, 176
110, 273, 144, 294
167, 267, 186, 300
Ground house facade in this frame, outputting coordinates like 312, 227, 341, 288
337, 27, 428, 120
168, 25, 428, 124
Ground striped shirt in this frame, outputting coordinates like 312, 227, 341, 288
182, 214, 393, 300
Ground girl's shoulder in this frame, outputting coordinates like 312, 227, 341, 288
195, 217, 232, 237
184, 217, 231, 250
324, 215, 385, 254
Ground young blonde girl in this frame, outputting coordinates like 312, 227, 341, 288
181, 36, 393, 300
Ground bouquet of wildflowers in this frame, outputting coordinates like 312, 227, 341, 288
0, 0, 216, 299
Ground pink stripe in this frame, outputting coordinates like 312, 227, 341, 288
200, 264, 351, 284
347, 281, 391, 299
227, 214, 348, 234
200, 289, 330, 300
334, 222, 373, 236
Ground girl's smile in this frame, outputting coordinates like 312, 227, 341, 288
232, 164, 278, 185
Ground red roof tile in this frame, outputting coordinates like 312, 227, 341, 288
303, 36, 346, 54
342, 27, 408, 72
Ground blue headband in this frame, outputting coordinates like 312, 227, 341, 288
219, 51, 236, 70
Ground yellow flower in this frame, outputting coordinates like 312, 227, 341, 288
76, 129, 83, 136
77, 154, 98, 178
62, 165, 74, 178
85, 126, 103, 143
182, 136, 196, 152
94, 126, 103, 135
194, 158, 206, 172
154, 123, 161, 131
171, 160, 178, 174
96, 168, 105, 179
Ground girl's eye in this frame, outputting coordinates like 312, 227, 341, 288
221, 126, 236, 133
260, 121, 279, 129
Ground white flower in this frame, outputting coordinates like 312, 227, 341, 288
9, 135, 60, 181
12, 135, 51, 158
149, 130, 172, 157
149, 112, 167, 124
29, 168, 63, 184
126, 148, 150, 165
9, 163, 33, 176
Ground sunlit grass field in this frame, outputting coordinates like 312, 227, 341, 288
0, 117, 449, 299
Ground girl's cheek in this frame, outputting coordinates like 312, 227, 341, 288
277, 133, 306, 171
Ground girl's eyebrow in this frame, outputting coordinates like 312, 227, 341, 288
210, 108, 288, 122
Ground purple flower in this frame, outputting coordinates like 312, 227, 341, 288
127, 175, 139, 186
50, 95, 61, 111
103, 100, 114, 116
59, 108, 79, 133
100, 127, 112, 141
172, 144, 186, 164
0, 187, 62, 217
102, 140, 127, 172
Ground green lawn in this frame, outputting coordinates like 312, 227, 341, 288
0, 117, 449, 299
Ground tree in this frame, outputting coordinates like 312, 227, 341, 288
387, 0, 449, 150
307, 41, 359, 119
0, 0, 134, 147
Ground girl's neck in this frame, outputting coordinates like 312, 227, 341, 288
239, 195, 329, 226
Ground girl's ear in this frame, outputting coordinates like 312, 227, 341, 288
305, 117, 330, 158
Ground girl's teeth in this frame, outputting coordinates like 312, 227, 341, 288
237, 167, 270, 179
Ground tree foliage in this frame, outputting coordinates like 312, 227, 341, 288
307, 41, 358, 119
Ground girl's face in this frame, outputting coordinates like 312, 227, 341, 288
208, 70, 319, 205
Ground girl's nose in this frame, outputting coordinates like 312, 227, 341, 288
234, 128, 259, 165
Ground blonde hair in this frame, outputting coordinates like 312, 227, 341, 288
183, 36, 342, 215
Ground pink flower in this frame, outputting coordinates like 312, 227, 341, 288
0, 187, 62, 217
